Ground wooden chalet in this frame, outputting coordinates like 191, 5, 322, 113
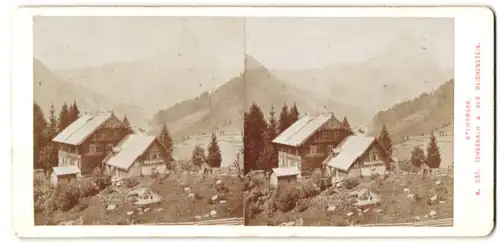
102, 134, 169, 178
272, 113, 390, 178
52, 112, 133, 175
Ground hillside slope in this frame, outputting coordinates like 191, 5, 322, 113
273, 34, 454, 119
150, 54, 366, 137
33, 58, 147, 126
243, 55, 367, 125
370, 78, 454, 139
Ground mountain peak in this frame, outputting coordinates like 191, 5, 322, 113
245, 54, 267, 71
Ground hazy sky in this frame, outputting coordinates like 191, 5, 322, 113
34, 17, 454, 72
34, 16, 245, 70
246, 18, 454, 71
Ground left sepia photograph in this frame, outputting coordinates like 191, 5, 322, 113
33, 16, 245, 226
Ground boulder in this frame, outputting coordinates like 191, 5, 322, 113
194, 215, 202, 220
157, 208, 164, 212
435, 180, 442, 185
144, 207, 151, 212
210, 210, 217, 216
219, 200, 227, 204
216, 180, 223, 185
106, 204, 117, 211
429, 210, 437, 217
327, 205, 336, 212
187, 193, 195, 199
126, 211, 134, 216
184, 187, 191, 193
211, 195, 218, 201
430, 195, 438, 201
439, 200, 446, 204
346, 212, 354, 217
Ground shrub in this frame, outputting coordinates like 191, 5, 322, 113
295, 199, 309, 212
299, 181, 320, 199
124, 177, 139, 188
275, 182, 301, 212
344, 178, 360, 189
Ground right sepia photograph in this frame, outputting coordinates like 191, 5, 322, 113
242, 17, 454, 227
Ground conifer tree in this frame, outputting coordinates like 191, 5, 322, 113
68, 100, 80, 124
378, 124, 393, 157
158, 123, 173, 161
289, 102, 300, 124
267, 106, 279, 168
278, 103, 290, 133
243, 102, 267, 174
191, 145, 206, 167
342, 116, 352, 132
123, 114, 131, 128
207, 132, 222, 168
48, 103, 58, 140
411, 146, 426, 168
58, 102, 70, 131
256, 129, 274, 171
33, 102, 48, 168
426, 131, 442, 169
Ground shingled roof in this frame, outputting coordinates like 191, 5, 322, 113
272, 113, 342, 147
52, 113, 113, 146
325, 135, 377, 171
104, 134, 160, 171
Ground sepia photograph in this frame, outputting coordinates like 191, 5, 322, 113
11, 6, 494, 238
242, 17, 455, 227
33, 16, 245, 226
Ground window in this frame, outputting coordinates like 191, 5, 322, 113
107, 144, 113, 152
150, 151, 160, 160
322, 131, 328, 139
371, 152, 378, 161
327, 145, 334, 153
89, 144, 97, 154
114, 130, 120, 137
309, 145, 317, 155
334, 131, 339, 138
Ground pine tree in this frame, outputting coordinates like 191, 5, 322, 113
342, 116, 352, 132
48, 103, 58, 140
158, 123, 173, 161
410, 146, 426, 168
191, 145, 206, 167
289, 102, 300, 124
378, 124, 393, 157
278, 103, 290, 133
33, 102, 48, 168
123, 115, 131, 128
267, 106, 279, 168
68, 100, 80, 124
426, 131, 442, 169
243, 102, 267, 174
256, 129, 274, 171
58, 102, 70, 131
268, 105, 278, 140
207, 132, 222, 168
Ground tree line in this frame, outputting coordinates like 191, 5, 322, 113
243, 102, 300, 174
33, 101, 81, 172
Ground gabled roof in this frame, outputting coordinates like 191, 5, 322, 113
272, 167, 301, 177
52, 113, 114, 146
272, 113, 336, 147
52, 166, 81, 176
325, 135, 377, 171
104, 134, 160, 170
